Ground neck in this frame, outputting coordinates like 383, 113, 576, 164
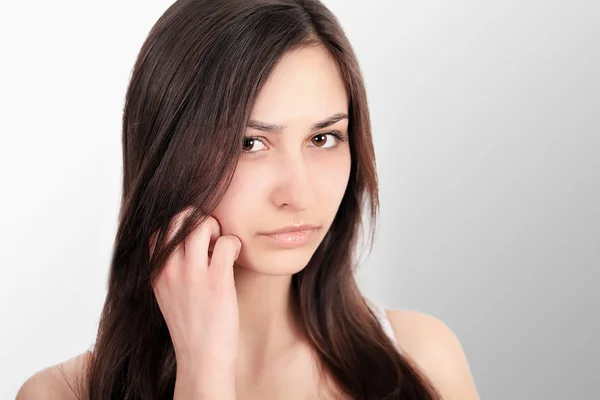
233, 264, 303, 373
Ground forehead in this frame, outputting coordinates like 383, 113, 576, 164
250, 45, 349, 125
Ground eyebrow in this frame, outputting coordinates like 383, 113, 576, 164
247, 112, 348, 133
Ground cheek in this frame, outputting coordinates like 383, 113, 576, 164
314, 150, 351, 201
211, 168, 264, 238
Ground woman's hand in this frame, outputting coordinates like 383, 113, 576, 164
150, 208, 242, 397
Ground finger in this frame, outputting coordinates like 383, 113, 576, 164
152, 208, 195, 291
208, 235, 242, 282
186, 215, 221, 269
165, 208, 195, 266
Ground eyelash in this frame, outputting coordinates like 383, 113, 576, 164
241, 131, 348, 157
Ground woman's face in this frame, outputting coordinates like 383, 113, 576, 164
212, 45, 351, 275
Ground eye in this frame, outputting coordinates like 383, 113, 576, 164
242, 136, 267, 154
308, 131, 346, 149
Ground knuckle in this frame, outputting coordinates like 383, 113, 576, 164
200, 215, 220, 235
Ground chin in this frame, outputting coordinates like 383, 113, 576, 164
234, 246, 317, 276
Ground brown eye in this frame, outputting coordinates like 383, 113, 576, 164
311, 133, 328, 147
241, 136, 267, 155
309, 132, 344, 149
242, 137, 256, 151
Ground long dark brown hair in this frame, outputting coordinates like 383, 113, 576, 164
76, 0, 441, 398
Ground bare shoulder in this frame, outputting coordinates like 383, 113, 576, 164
384, 309, 480, 400
16, 351, 92, 400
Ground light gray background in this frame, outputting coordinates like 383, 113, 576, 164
1, 1, 598, 399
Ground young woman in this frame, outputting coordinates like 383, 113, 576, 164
18, 0, 479, 399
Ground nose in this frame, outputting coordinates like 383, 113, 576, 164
270, 152, 318, 211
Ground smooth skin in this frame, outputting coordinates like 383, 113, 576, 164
17, 45, 479, 399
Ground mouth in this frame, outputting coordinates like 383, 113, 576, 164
258, 224, 319, 248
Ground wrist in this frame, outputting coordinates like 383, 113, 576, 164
174, 367, 236, 400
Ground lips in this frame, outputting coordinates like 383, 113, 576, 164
257, 224, 319, 248
258, 224, 319, 236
